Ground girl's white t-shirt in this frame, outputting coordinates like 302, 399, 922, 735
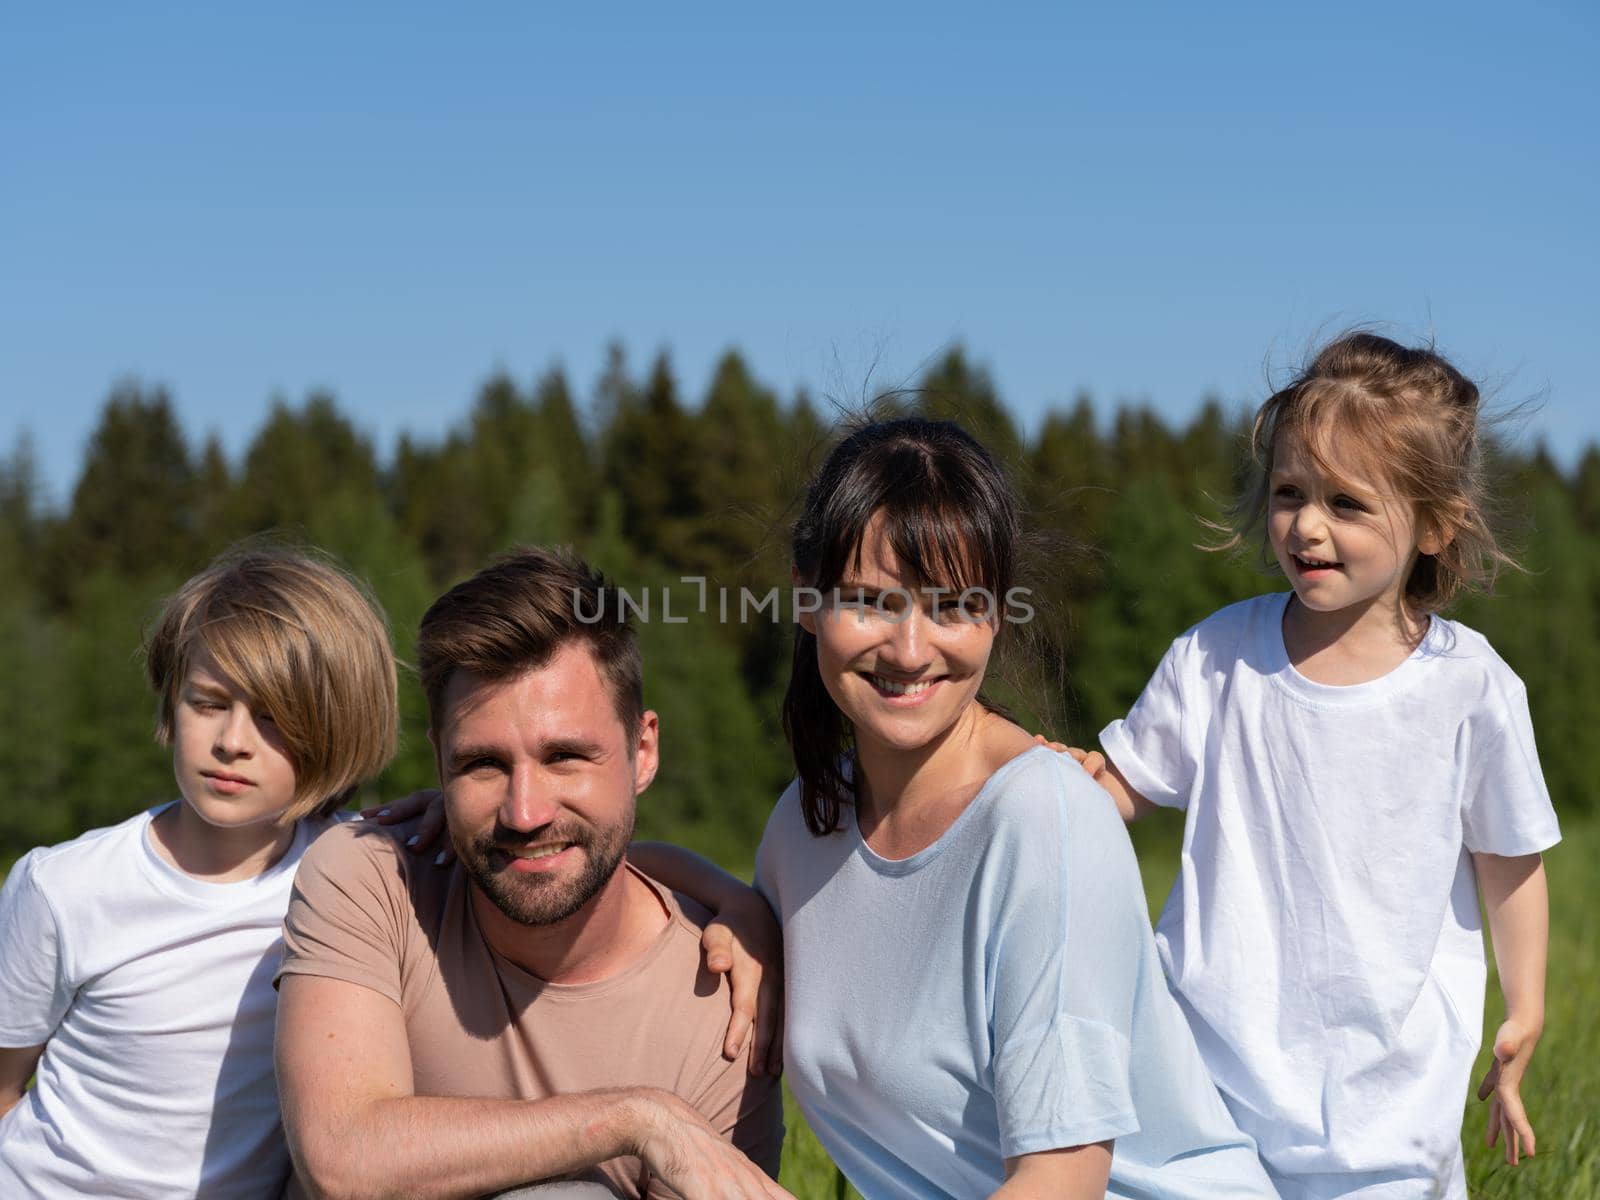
1100, 593, 1560, 1200
0, 803, 318, 1199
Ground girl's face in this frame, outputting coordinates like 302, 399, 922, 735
171, 645, 300, 828
802, 512, 999, 757
1267, 433, 1439, 619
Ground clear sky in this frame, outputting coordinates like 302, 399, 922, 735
3, 2, 1596, 506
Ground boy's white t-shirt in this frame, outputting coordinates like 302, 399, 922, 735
1100, 593, 1561, 1200
0, 803, 319, 1199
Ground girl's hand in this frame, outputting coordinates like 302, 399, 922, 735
359, 789, 454, 866
1476, 1016, 1541, 1165
1031, 733, 1108, 781
700, 893, 785, 1076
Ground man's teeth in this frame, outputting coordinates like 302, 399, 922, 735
871, 675, 935, 696
510, 844, 571, 860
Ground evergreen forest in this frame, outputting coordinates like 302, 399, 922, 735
2, 344, 1598, 869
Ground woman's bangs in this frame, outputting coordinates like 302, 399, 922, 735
876, 499, 995, 598
813, 493, 997, 601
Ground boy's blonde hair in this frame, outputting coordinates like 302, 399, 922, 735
1223, 332, 1518, 612
145, 547, 399, 821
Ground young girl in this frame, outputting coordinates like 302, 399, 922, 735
746, 418, 1277, 1199
0, 547, 398, 1198
1084, 333, 1560, 1199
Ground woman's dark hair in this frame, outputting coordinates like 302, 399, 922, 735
783, 417, 1022, 835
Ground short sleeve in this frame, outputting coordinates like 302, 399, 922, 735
685, 1043, 785, 1183
1099, 639, 1193, 809
1462, 687, 1561, 857
276, 825, 408, 1006
752, 781, 801, 920
988, 765, 1147, 1158
0, 852, 73, 1045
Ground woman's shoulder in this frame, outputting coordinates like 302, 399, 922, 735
756, 777, 821, 859
978, 744, 1127, 847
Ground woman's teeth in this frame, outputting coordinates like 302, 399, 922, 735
870, 675, 936, 696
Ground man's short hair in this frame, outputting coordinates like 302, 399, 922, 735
417, 547, 643, 739
145, 546, 399, 821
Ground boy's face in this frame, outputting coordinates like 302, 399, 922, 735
171, 646, 299, 829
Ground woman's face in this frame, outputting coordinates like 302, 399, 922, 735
803, 512, 999, 757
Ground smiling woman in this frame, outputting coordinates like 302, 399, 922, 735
758, 417, 1279, 1200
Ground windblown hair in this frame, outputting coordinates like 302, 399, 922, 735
416, 546, 643, 739
783, 417, 1023, 836
1221, 331, 1516, 611
145, 547, 399, 821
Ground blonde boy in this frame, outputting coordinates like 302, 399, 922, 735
0, 548, 396, 1198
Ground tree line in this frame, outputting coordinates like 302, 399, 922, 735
3, 345, 1596, 868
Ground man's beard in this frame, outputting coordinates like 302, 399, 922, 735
458, 813, 633, 927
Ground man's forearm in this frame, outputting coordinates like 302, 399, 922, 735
293, 1087, 653, 1200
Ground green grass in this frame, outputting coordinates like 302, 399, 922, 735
1458, 815, 1599, 1198
773, 815, 1600, 1198
6, 820, 1593, 1197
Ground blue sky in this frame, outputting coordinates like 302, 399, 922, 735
3, 2, 1596, 505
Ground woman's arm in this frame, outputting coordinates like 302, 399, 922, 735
993, 1144, 1112, 1199
629, 841, 784, 1075
1472, 850, 1548, 1166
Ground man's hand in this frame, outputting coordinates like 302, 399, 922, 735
699, 894, 784, 1075
1476, 1015, 1541, 1163
632, 1091, 794, 1199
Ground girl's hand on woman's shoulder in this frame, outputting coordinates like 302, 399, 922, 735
360, 790, 455, 865
1030, 732, 1109, 780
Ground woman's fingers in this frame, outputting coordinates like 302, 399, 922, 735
761, 998, 785, 1077
702, 921, 760, 1061
362, 788, 441, 826
415, 795, 453, 864
751, 973, 782, 1076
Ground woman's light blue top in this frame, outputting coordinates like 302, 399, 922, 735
755, 747, 1276, 1200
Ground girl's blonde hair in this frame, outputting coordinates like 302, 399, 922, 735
145, 546, 399, 821
1223, 332, 1517, 612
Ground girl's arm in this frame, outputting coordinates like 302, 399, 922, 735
629, 841, 785, 1076
1472, 850, 1549, 1166
1062, 747, 1161, 823
0, 1043, 44, 1119
992, 1144, 1112, 1200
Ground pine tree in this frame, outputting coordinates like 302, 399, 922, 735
51, 382, 199, 600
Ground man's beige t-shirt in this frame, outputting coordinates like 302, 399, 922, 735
277, 821, 783, 1197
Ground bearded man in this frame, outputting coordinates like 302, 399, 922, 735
275, 548, 786, 1200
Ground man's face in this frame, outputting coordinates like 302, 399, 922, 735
433, 641, 658, 927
